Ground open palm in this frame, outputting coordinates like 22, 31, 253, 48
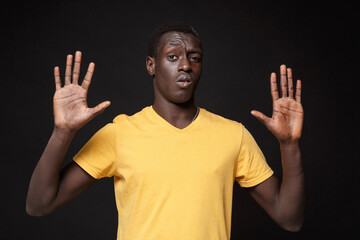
53, 52, 110, 132
251, 65, 303, 143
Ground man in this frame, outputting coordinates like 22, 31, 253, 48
26, 23, 305, 239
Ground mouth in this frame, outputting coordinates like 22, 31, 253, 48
175, 75, 192, 88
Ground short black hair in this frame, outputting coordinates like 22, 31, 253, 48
147, 22, 201, 58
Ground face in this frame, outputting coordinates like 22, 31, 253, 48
146, 32, 203, 105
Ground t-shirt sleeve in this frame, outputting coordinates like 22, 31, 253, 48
235, 126, 273, 187
73, 122, 118, 179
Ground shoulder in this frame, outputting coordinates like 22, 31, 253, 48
199, 108, 245, 138
110, 106, 153, 131
200, 108, 244, 130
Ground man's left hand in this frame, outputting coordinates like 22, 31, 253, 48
251, 64, 303, 144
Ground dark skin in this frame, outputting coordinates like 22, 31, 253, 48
27, 32, 304, 232
26, 53, 103, 215
146, 32, 202, 129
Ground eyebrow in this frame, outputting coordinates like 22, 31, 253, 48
165, 43, 202, 52
167, 41, 182, 47
188, 50, 202, 54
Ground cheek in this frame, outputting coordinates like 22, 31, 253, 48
193, 64, 202, 77
156, 62, 178, 85
192, 64, 202, 79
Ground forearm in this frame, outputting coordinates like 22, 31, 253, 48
276, 141, 305, 231
26, 127, 75, 215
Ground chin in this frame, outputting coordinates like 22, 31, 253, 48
169, 93, 195, 105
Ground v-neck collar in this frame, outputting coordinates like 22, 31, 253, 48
148, 105, 202, 133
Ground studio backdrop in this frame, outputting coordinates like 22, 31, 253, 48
2, 0, 358, 239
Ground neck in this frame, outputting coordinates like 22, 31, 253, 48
152, 97, 198, 129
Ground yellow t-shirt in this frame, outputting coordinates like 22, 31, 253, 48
74, 106, 273, 240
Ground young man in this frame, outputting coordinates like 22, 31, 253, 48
26, 23, 305, 239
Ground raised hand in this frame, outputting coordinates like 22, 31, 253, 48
53, 51, 110, 133
251, 64, 303, 144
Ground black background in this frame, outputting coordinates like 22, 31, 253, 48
2, 0, 358, 239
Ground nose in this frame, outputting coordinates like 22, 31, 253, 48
178, 57, 191, 72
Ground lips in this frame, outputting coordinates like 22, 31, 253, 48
175, 75, 192, 88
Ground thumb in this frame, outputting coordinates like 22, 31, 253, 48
251, 110, 271, 127
90, 101, 111, 117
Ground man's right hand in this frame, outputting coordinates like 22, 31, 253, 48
53, 51, 110, 133
26, 51, 104, 216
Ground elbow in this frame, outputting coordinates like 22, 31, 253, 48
26, 202, 47, 217
26, 207, 43, 217
281, 222, 303, 232
278, 217, 304, 232
26, 197, 53, 217
273, 205, 305, 232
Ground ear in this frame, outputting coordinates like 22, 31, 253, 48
146, 56, 155, 76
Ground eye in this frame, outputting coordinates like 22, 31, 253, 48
167, 55, 178, 61
190, 55, 201, 63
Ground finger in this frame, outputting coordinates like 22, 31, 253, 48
89, 101, 111, 118
270, 72, 279, 102
287, 68, 294, 99
54, 66, 61, 90
72, 51, 82, 85
295, 80, 302, 103
65, 54, 73, 85
81, 62, 95, 90
280, 64, 287, 97
251, 110, 271, 127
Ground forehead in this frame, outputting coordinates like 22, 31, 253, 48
158, 32, 202, 52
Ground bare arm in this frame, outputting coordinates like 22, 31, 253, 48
26, 52, 110, 216
249, 65, 305, 231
